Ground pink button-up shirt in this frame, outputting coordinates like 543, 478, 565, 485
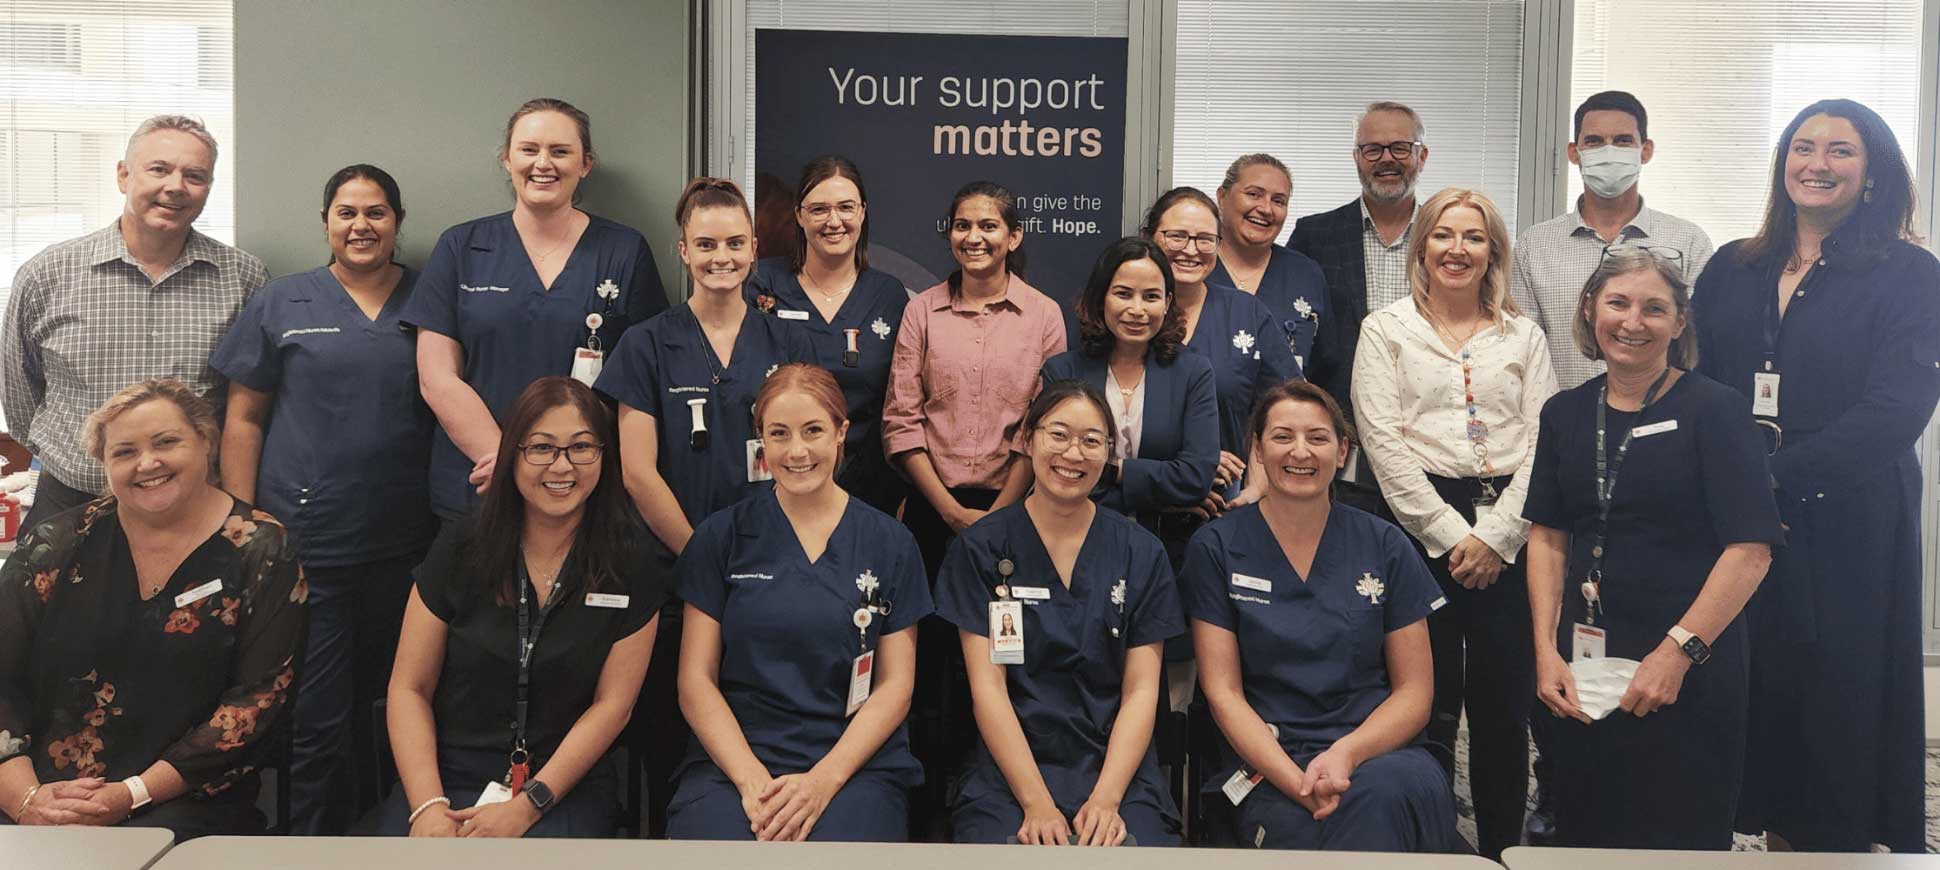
882, 274, 1068, 490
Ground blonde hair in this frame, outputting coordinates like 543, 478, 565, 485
82, 379, 222, 484
1573, 245, 1698, 369
1406, 188, 1519, 325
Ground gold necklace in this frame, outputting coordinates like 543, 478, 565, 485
800, 270, 853, 306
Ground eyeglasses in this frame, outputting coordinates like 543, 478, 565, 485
1357, 141, 1422, 161
1597, 241, 1684, 267
799, 201, 861, 221
519, 441, 604, 465
1156, 230, 1221, 253
1756, 419, 1783, 457
1037, 426, 1111, 458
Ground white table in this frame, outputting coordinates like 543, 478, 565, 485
0, 825, 176, 869
1504, 846, 1940, 869
156, 837, 1502, 869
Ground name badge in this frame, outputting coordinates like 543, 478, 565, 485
777, 309, 811, 321
569, 347, 604, 387
175, 578, 224, 609
1632, 419, 1678, 438
989, 600, 1024, 665
585, 593, 630, 609
475, 781, 514, 807
845, 650, 875, 717
1222, 767, 1264, 806
1752, 372, 1781, 417
1572, 622, 1607, 660
1010, 586, 1051, 601
746, 438, 772, 483
1231, 573, 1272, 593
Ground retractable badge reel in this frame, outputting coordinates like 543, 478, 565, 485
687, 398, 710, 450
848, 569, 891, 716
842, 328, 861, 368
570, 313, 605, 386
989, 557, 1025, 665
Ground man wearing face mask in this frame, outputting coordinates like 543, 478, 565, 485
1511, 91, 1715, 391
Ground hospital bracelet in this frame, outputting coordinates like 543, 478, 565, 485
408, 795, 451, 824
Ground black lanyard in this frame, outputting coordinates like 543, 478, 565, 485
512, 554, 561, 765
1586, 368, 1672, 622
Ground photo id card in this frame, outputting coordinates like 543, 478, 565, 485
1572, 622, 1607, 661
746, 438, 772, 482
1752, 372, 1781, 417
989, 600, 1025, 665
845, 650, 875, 717
1222, 767, 1264, 806
475, 781, 514, 807
569, 347, 604, 387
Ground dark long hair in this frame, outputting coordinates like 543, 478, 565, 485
461, 377, 635, 606
320, 164, 404, 265
1075, 237, 1185, 363
941, 180, 1027, 294
787, 155, 870, 273
1741, 98, 1921, 265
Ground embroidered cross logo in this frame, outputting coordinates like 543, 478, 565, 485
1356, 572, 1385, 605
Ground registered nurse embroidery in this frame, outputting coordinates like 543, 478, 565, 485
1232, 329, 1256, 354
1355, 572, 1386, 606
871, 317, 892, 340
595, 279, 621, 301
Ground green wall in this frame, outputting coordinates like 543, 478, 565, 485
233, 0, 690, 290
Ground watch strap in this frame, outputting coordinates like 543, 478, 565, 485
122, 775, 152, 810
1667, 625, 1696, 647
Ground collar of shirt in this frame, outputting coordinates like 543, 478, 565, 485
1359, 197, 1416, 249
1566, 197, 1658, 243
934, 272, 1027, 315
84, 221, 219, 276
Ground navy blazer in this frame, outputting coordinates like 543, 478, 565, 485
1288, 199, 1370, 423
1041, 347, 1219, 519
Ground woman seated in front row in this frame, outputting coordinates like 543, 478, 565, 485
382, 376, 667, 838
670, 364, 930, 841
1183, 380, 1459, 851
936, 379, 1184, 846
0, 379, 307, 838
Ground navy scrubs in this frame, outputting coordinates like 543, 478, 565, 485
934, 504, 1184, 845
209, 265, 435, 833
745, 258, 911, 513
400, 212, 667, 520
1211, 244, 1329, 369
1180, 503, 1459, 852
1184, 285, 1302, 496
666, 492, 932, 841
594, 304, 816, 529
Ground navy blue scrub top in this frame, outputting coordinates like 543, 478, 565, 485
744, 258, 910, 460
209, 266, 435, 568
1180, 503, 1440, 770
1185, 285, 1302, 470
1210, 244, 1329, 369
674, 491, 932, 783
594, 303, 814, 527
934, 504, 1183, 811
400, 212, 667, 519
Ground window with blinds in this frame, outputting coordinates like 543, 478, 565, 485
1172, 0, 1526, 238
1569, 0, 1924, 246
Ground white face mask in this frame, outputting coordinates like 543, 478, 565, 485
1578, 144, 1644, 199
1569, 656, 1643, 720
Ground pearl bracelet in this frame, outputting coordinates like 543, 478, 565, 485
407, 795, 451, 825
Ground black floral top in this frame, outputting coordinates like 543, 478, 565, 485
0, 496, 307, 797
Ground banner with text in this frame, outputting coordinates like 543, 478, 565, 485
754, 28, 1127, 305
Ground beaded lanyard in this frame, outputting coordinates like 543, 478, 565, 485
1460, 348, 1499, 502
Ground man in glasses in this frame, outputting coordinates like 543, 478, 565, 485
1511, 91, 1715, 392
1290, 100, 1429, 517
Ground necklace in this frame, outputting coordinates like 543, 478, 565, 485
523, 212, 581, 264
1228, 259, 1268, 291
800, 270, 853, 306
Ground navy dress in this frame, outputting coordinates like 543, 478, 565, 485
667, 492, 932, 841
934, 505, 1185, 845
1211, 244, 1329, 369
1522, 373, 1783, 849
1183, 285, 1303, 499
1179, 503, 1458, 852
400, 212, 667, 520
1694, 236, 1940, 852
745, 259, 911, 513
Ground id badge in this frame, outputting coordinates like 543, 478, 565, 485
989, 600, 1025, 665
1340, 444, 1361, 485
1572, 622, 1607, 660
845, 650, 875, 716
475, 781, 514, 807
1472, 497, 1497, 526
1221, 767, 1263, 806
570, 347, 604, 387
745, 438, 772, 482
1752, 372, 1780, 417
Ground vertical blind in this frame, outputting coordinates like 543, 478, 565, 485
1569, 0, 1924, 245
1172, 0, 1526, 239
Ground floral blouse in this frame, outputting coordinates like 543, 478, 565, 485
0, 496, 307, 797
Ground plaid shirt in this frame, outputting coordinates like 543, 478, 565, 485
2, 222, 267, 494
1360, 199, 1415, 312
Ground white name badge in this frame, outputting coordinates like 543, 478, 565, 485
175, 578, 224, 609
1572, 622, 1607, 660
1472, 499, 1497, 526
1221, 768, 1263, 806
585, 593, 630, 609
845, 650, 875, 717
1010, 586, 1051, 601
1632, 419, 1679, 438
475, 781, 514, 807
570, 347, 604, 387
777, 309, 811, 321
745, 438, 772, 483
989, 600, 1025, 665
1752, 372, 1781, 418
1231, 573, 1272, 593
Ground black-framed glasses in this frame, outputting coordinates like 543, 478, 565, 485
1597, 240, 1684, 267
1357, 140, 1422, 161
1156, 230, 1221, 253
520, 441, 605, 465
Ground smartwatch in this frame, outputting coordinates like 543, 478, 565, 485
523, 779, 556, 815
1667, 625, 1711, 665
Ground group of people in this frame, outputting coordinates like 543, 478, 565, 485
0, 89, 1933, 858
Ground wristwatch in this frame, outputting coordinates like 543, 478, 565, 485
1667, 625, 1711, 665
523, 779, 555, 815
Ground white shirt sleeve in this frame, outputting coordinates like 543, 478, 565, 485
1470, 321, 1559, 562
1351, 312, 1474, 557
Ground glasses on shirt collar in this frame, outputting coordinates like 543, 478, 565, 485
1356, 141, 1422, 161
